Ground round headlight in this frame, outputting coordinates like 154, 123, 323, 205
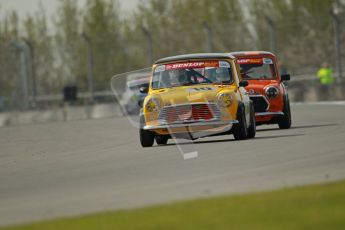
265, 87, 279, 99
217, 93, 233, 107
145, 97, 161, 112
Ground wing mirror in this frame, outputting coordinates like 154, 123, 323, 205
281, 74, 290, 81
239, 80, 249, 87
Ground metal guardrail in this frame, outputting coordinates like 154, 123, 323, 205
32, 74, 322, 101
1, 74, 344, 111
33, 90, 115, 102
290, 73, 343, 82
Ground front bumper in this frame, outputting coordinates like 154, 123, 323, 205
143, 120, 239, 130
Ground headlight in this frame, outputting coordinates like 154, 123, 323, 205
145, 97, 161, 112
217, 93, 233, 107
265, 87, 279, 99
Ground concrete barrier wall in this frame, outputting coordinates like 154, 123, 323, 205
0, 104, 122, 127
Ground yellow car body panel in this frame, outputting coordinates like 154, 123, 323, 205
142, 54, 251, 136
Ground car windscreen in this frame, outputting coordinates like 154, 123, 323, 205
152, 61, 234, 89
238, 58, 276, 80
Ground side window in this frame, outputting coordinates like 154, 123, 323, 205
151, 72, 160, 89
233, 61, 241, 86
270, 64, 277, 78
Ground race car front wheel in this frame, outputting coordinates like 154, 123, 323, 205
140, 129, 154, 147
278, 95, 292, 129
233, 104, 248, 140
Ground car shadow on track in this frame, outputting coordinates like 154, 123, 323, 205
155, 133, 304, 147
257, 123, 339, 132
251, 133, 304, 140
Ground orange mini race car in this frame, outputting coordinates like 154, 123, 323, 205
231, 51, 291, 129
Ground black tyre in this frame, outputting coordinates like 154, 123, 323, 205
140, 128, 154, 147
278, 96, 292, 129
247, 102, 256, 138
233, 104, 248, 140
155, 135, 169, 145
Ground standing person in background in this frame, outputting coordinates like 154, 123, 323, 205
317, 62, 334, 101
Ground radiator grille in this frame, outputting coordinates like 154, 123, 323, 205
158, 103, 221, 124
250, 96, 269, 112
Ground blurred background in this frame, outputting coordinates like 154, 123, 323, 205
1, 0, 345, 125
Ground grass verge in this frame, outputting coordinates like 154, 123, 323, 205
3, 180, 345, 230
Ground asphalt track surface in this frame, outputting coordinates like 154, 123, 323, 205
1, 103, 345, 226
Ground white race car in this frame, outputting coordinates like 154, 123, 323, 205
120, 73, 150, 115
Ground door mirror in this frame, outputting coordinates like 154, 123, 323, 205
139, 86, 148, 94
281, 74, 290, 81
239, 80, 249, 87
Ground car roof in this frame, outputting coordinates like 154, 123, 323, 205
154, 53, 236, 64
230, 51, 275, 57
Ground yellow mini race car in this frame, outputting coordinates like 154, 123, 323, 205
139, 53, 256, 147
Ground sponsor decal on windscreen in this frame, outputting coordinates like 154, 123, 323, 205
158, 61, 231, 70
237, 58, 273, 65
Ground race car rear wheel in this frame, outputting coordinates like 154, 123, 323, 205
233, 104, 248, 140
278, 95, 292, 129
155, 135, 169, 145
247, 102, 256, 138
140, 129, 154, 147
